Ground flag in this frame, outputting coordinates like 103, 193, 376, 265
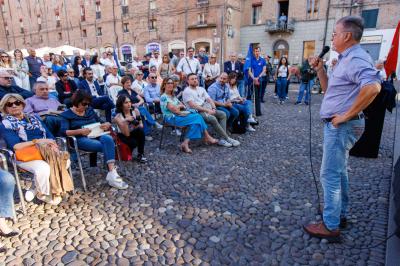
385, 20, 400, 77
113, 45, 121, 69
243, 43, 255, 83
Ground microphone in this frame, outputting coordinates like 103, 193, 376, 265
318, 46, 330, 59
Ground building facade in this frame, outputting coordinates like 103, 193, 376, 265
0, 0, 242, 62
239, 0, 400, 65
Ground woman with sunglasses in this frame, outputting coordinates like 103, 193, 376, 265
157, 55, 175, 79
12, 49, 30, 90
59, 90, 128, 190
0, 52, 12, 69
114, 95, 147, 163
160, 78, 218, 153
0, 94, 68, 205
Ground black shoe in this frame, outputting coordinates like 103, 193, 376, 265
295, 101, 301, 105
0, 231, 19, 237
304, 102, 309, 105
136, 154, 147, 163
0, 246, 6, 253
339, 217, 347, 229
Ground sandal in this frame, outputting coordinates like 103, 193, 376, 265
180, 144, 192, 154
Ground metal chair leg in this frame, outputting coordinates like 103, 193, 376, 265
12, 160, 26, 215
70, 137, 87, 192
159, 119, 166, 150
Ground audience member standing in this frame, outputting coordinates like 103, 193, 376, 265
25, 48, 44, 89
12, 49, 30, 90
274, 57, 291, 104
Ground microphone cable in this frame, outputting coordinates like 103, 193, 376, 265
307, 78, 399, 249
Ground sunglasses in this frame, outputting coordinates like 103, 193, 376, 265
1, 76, 13, 80
137, 74, 143, 76
150, 76, 157, 79
1, 55, 9, 58
6, 100, 23, 108
166, 81, 174, 85
81, 102, 90, 107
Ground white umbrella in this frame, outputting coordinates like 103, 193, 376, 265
6, 48, 28, 57
35, 46, 52, 57
49, 45, 85, 56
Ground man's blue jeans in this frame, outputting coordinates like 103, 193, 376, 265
321, 119, 364, 230
237, 79, 245, 98
217, 106, 239, 128
0, 169, 15, 218
233, 100, 252, 121
91, 96, 115, 122
76, 134, 116, 164
296, 79, 314, 104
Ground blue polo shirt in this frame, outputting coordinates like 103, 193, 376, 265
25, 56, 44, 77
250, 57, 266, 80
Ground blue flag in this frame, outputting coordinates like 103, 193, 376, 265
243, 43, 255, 83
113, 45, 121, 69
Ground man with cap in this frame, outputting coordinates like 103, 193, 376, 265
0, 70, 33, 100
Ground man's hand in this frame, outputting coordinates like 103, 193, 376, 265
225, 102, 232, 108
207, 109, 216, 115
309, 56, 324, 72
331, 114, 348, 128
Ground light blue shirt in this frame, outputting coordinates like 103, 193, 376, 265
208, 81, 230, 103
320, 44, 380, 119
144, 83, 160, 103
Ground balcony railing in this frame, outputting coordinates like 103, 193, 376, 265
197, 0, 209, 7
265, 19, 295, 34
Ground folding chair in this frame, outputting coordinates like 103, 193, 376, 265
159, 116, 187, 149
67, 126, 121, 192
0, 149, 27, 218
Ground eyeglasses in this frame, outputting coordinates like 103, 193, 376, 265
6, 100, 23, 108
0, 76, 13, 80
150, 76, 157, 79
166, 82, 174, 85
63, 74, 68, 77
137, 74, 143, 76
1, 55, 9, 58
332, 31, 350, 38
81, 102, 90, 107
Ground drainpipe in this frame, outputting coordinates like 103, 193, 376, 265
322, 0, 331, 47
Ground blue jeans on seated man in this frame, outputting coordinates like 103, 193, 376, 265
296, 79, 314, 104
233, 100, 252, 121
0, 169, 15, 218
91, 96, 115, 122
217, 106, 239, 129
76, 134, 116, 165
321, 119, 364, 231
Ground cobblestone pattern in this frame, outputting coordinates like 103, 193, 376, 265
0, 85, 393, 265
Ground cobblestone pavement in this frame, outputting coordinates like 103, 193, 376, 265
0, 85, 394, 265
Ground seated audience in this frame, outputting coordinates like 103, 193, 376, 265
144, 73, 161, 114
0, 70, 33, 100
227, 72, 256, 132
0, 169, 18, 254
182, 73, 240, 147
113, 95, 147, 163
67, 68, 80, 87
160, 77, 217, 153
79, 67, 115, 122
51, 55, 66, 74
55, 70, 77, 106
105, 65, 123, 103
208, 73, 239, 131
0, 94, 73, 205
37, 66, 57, 98
59, 90, 128, 190
132, 70, 147, 97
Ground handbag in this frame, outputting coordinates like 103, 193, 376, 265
15, 144, 43, 162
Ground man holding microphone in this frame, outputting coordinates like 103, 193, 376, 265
303, 16, 381, 240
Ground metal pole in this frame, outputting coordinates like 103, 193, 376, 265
322, 0, 331, 47
184, 1, 188, 49
349, 0, 354, 15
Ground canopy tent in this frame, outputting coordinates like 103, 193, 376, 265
49, 45, 86, 56
35, 46, 52, 57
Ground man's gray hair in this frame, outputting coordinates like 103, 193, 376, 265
337, 16, 364, 42
32, 81, 48, 93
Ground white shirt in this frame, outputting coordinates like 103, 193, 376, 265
277, 65, 288, 78
203, 63, 220, 79
43, 61, 52, 69
228, 85, 241, 101
106, 74, 121, 87
132, 80, 147, 95
87, 80, 99, 97
231, 61, 235, 71
177, 57, 201, 75
37, 75, 57, 91
182, 86, 210, 107
100, 57, 114, 67
149, 57, 162, 69
131, 60, 143, 70
91, 64, 105, 85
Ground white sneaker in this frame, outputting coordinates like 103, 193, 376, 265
247, 125, 256, 132
273, 94, 278, 99
218, 139, 233, 147
247, 116, 257, 123
155, 122, 163, 129
227, 137, 240, 147
145, 136, 153, 141
25, 189, 36, 202
106, 168, 128, 190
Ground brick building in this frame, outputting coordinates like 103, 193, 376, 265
0, 0, 242, 62
240, 0, 400, 65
